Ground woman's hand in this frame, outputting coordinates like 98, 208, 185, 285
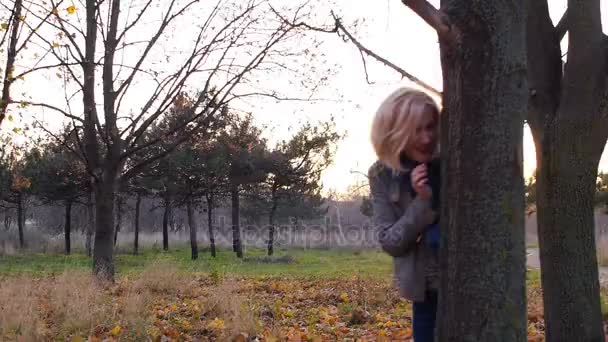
411, 164, 432, 201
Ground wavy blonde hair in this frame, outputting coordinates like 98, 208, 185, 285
370, 87, 440, 171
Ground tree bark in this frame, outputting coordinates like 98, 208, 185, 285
206, 194, 216, 258
92, 176, 117, 281
133, 192, 141, 255
230, 183, 243, 258
86, 191, 94, 257
162, 193, 170, 251
64, 199, 72, 255
17, 192, 24, 249
187, 199, 198, 260
436, 1, 527, 340
536, 142, 604, 341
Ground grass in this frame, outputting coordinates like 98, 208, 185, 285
0, 247, 589, 341
0, 247, 393, 279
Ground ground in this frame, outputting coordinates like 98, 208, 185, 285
0, 247, 598, 341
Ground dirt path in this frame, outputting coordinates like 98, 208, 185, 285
527, 248, 608, 286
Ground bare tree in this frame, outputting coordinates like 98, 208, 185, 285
0, 0, 56, 127
21, 0, 327, 280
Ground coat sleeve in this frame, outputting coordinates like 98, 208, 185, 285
369, 165, 437, 257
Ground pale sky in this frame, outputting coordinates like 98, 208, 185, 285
4, 0, 608, 195
298, 0, 608, 194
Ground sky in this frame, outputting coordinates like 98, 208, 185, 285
291, 0, 608, 194
4, 0, 608, 195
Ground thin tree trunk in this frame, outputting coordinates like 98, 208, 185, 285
230, 183, 243, 258
133, 192, 141, 255
64, 199, 73, 255
187, 199, 198, 260
162, 194, 170, 251
206, 194, 216, 258
114, 195, 123, 247
86, 191, 94, 257
267, 189, 278, 256
436, 1, 527, 340
93, 177, 117, 281
0, 0, 23, 127
17, 192, 24, 249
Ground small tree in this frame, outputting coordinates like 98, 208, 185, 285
0, 145, 33, 249
218, 114, 268, 258
26, 138, 87, 254
264, 120, 340, 255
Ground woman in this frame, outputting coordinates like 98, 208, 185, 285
368, 87, 440, 341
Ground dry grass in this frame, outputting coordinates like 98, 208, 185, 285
0, 262, 268, 341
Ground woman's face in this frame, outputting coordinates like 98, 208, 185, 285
404, 110, 439, 163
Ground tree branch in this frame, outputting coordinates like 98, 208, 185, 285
555, 9, 568, 41
401, 0, 452, 38
272, 7, 440, 96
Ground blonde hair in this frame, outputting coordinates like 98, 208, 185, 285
370, 87, 440, 171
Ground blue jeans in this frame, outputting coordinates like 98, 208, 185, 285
413, 290, 438, 342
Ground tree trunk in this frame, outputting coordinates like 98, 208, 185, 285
535, 145, 604, 341
162, 194, 170, 251
187, 199, 198, 260
230, 183, 243, 258
133, 192, 141, 255
93, 177, 117, 281
436, 1, 527, 340
0, 0, 23, 127
64, 199, 73, 255
17, 192, 24, 249
114, 195, 123, 247
86, 191, 94, 257
525, 1, 608, 340
206, 194, 216, 258
267, 191, 278, 256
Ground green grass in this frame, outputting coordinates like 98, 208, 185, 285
0, 247, 393, 279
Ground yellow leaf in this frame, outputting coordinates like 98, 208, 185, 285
207, 318, 225, 330
52, 41, 60, 48
339, 292, 350, 303
110, 325, 122, 335
12, 127, 20, 134
8, 115, 13, 122
66, 5, 76, 14
1, 23, 7, 30
71, 336, 85, 342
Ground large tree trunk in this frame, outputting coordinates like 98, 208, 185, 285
526, 1, 607, 340
92, 177, 117, 281
436, 1, 527, 340
86, 191, 94, 257
206, 194, 216, 258
230, 183, 243, 258
535, 145, 604, 341
187, 199, 198, 260
133, 192, 141, 255
17, 192, 24, 249
64, 199, 73, 255
162, 193, 170, 251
